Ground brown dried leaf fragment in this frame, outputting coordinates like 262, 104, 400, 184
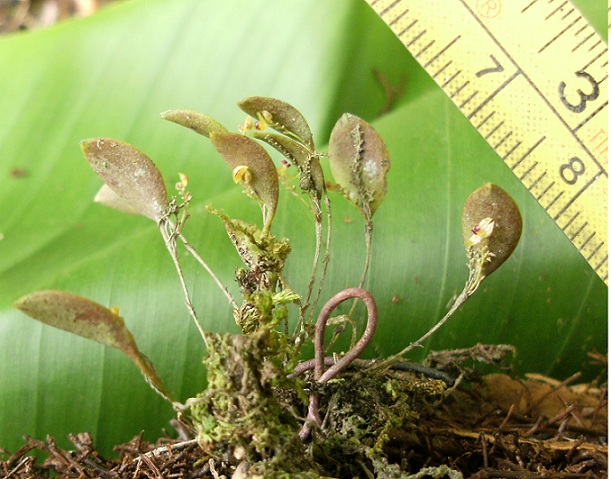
14, 290, 174, 403
81, 138, 168, 222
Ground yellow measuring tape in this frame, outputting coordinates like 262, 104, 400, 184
366, 0, 608, 284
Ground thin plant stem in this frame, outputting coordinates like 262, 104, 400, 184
159, 221, 207, 346
372, 286, 470, 371
370, 249, 489, 372
300, 198, 322, 318
346, 216, 373, 333
307, 192, 333, 321
177, 232, 238, 310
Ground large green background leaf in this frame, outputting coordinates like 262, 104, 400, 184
0, 0, 606, 454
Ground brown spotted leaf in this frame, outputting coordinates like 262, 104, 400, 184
209, 132, 279, 234
14, 290, 174, 402
81, 138, 169, 222
238, 96, 315, 150
160, 110, 227, 138
462, 183, 522, 277
329, 113, 391, 218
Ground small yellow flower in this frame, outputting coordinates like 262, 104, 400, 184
232, 165, 252, 184
238, 115, 254, 134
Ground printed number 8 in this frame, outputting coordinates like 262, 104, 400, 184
559, 157, 585, 185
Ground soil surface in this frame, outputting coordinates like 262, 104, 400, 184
1, 365, 606, 478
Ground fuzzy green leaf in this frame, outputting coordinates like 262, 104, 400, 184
81, 138, 169, 222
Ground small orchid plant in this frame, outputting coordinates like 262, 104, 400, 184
14, 97, 521, 460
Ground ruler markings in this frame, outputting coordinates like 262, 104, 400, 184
587, 38, 604, 52
388, 7, 408, 27
462, 1, 606, 172
367, 0, 608, 283
424, 35, 461, 68
521, 0, 539, 14
485, 120, 505, 140
538, 14, 581, 53
572, 32, 595, 52
573, 23, 589, 37
563, 211, 580, 229
519, 162, 538, 181
529, 170, 548, 190
457, 89, 478, 107
594, 256, 607, 275
398, 19, 418, 39
552, 171, 602, 220
450, 80, 470, 99
475, 110, 496, 129
415, 40, 436, 58
467, 71, 520, 119
536, 181, 555, 200
586, 241, 603, 261
407, 29, 427, 47
441, 70, 462, 88
502, 140, 521, 160
433, 61, 453, 79
568, 221, 587, 241
492, 129, 512, 149
572, 101, 607, 133
379, 0, 401, 17
546, 1, 568, 20
545, 190, 565, 210
581, 230, 597, 249
511, 136, 546, 170
581, 47, 606, 72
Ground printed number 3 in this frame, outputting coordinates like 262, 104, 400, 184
558, 70, 599, 113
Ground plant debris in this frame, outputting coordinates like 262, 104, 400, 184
1, 367, 606, 478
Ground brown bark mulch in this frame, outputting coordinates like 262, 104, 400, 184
1, 369, 606, 478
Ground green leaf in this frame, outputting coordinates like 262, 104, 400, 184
0, 0, 605, 456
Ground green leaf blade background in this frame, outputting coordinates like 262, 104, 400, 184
0, 0, 606, 455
